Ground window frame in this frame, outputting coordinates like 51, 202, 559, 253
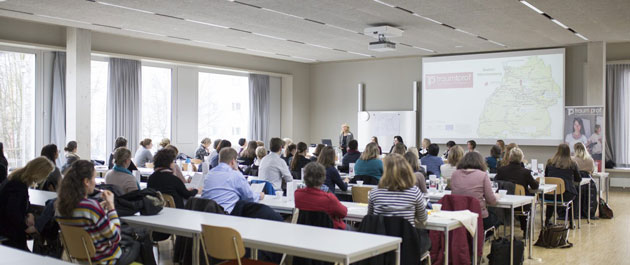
140, 61, 175, 145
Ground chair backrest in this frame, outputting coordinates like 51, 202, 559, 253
291, 208, 300, 224
162, 193, 176, 208
58, 223, 96, 262
544, 177, 566, 194
200, 224, 246, 261
514, 184, 526, 196
297, 210, 333, 228
352, 175, 379, 185
352, 186, 373, 203
145, 162, 154, 168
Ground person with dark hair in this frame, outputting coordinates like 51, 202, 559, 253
202, 148, 264, 213
371, 136, 382, 155
403, 151, 428, 194
341, 140, 361, 172
195, 138, 212, 160
108, 137, 138, 171
238, 138, 247, 154
388, 136, 405, 153
442, 140, 456, 159
420, 144, 443, 177
259, 138, 293, 191
238, 141, 258, 166
317, 146, 348, 193
486, 145, 502, 173
310, 144, 325, 162
0, 157, 54, 250
134, 138, 153, 167
207, 139, 222, 163
290, 142, 312, 177
39, 144, 62, 191
467, 140, 477, 153
61, 141, 79, 173
451, 151, 499, 230
295, 162, 348, 229
105, 147, 139, 194
147, 149, 199, 208
210, 140, 232, 168
544, 143, 581, 225
55, 160, 140, 265
496, 140, 506, 157
565, 117, 587, 153
0, 143, 7, 183
283, 143, 297, 166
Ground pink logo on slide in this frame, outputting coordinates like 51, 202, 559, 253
425, 72, 473, 89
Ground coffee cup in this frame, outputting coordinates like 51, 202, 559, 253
432, 203, 442, 212
357, 180, 364, 186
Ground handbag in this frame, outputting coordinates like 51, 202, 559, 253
599, 197, 614, 219
487, 237, 524, 265
534, 224, 572, 248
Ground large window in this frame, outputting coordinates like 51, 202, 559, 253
91, 60, 108, 161
198, 72, 249, 145
141, 65, 171, 152
0, 50, 35, 168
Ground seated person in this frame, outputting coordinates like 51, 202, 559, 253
420, 144, 443, 177
544, 143, 581, 225
195, 138, 211, 160
202, 148, 264, 213
0, 157, 54, 250
39, 144, 62, 191
309, 144, 325, 162
354, 142, 384, 181
259, 138, 293, 191
61, 141, 80, 173
134, 138, 153, 167
572, 142, 595, 175
210, 140, 232, 168
440, 145, 464, 182
403, 151, 428, 195
450, 152, 500, 230
340, 140, 361, 173
147, 149, 199, 208
283, 143, 297, 166
295, 163, 348, 230
290, 142, 312, 178
317, 146, 349, 193
238, 141, 258, 166
108, 136, 138, 171
485, 145, 502, 173
56, 160, 139, 265
105, 147, 140, 194
495, 147, 538, 231
163, 145, 189, 184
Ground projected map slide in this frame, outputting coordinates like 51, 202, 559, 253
422, 48, 564, 145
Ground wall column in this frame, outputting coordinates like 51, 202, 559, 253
66, 28, 91, 159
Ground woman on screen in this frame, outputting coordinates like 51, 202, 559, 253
338, 123, 354, 156
565, 118, 587, 154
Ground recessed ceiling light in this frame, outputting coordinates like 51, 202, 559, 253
551, 19, 569, 29
519, 1, 544, 14
575, 33, 589, 41
518, 1, 588, 41
95, 1, 155, 14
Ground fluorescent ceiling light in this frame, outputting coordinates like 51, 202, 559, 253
412, 13, 442, 25
95, 1, 155, 14
252, 32, 287, 41
185, 19, 229, 29
123, 28, 166, 37
575, 33, 589, 41
488, 40, 507, 47
261, 8, 304, 19
348, 51, 372, 57
373, 0, 396, 8
36, 14, 90, 24
455, 28, 476, 37
191, 40, 226, 47
305, 43, 333, 50
520, 1, 544, 14
412, 46, 435, 53
551, 19, 569, 29
291, 56, 317, 62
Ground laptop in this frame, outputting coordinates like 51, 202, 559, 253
321, 139, 333, 147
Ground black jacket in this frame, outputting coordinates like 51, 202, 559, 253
0, 179, 30, 250
357, 215, 423, 265
545, 163, 581, 197
496, 162, 539, 195
147, 169, 197, 208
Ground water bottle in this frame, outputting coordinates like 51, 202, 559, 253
185, 158, 192, 173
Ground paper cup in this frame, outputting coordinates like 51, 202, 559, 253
499, 190, 508, 196
357, 180, 364, 186
433, 203, 442, 212
276, 191, 284, 198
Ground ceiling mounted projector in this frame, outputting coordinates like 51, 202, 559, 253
364, 26, 403, 52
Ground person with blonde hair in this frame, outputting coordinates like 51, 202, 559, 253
0, 157, 54, 250
573, 142, 595, 174
403, 151, 428, 194
195, 137, 212, 160
338, 123, 354, 156
418, 138, 431, 159
354, 142, 384, 180
105, 147, 139, 194
544, 143, 581, 225
159, 138, 171, 150
440, 145, 464, 180
499, 143, 519, 167
391, 143, 407, 155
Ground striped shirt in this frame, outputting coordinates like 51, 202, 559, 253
368, 186, 427, 227
57, 198, 122, 265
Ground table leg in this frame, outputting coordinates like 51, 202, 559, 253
192, 234, 200, 265
588, 181, 591, 224
554, 190, 558, 224
395, 243, 401, 265
606, 175, 610, 203
578, 183, 582, 229
252, 248, 258, 260
510, 207, 514, 265
444, 227, 449, 265
539, 190, 544, 228
529, 197, 535, 259
473, 223, 478, 265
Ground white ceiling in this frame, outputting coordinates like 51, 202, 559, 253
0, 0, 628, 63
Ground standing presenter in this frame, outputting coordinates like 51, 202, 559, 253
339, 123, 354, 156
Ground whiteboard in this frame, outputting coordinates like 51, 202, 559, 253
357, 111, 417, 152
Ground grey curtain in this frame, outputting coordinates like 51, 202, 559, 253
50, 51, 66, 166
248, 74, 270, 144
106, 58, 141, 155
605, 64, 630, 167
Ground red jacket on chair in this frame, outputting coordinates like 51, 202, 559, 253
429, 194, 484, 265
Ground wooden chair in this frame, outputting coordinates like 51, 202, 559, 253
514, 184, 532, 239
58, 224, 96, 265
162, 194, 176, 208
542, 177, 574, 227
351, 186, 373, 203
145, 162, 154, 169
200, 224, 276, 265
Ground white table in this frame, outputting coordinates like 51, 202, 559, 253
0, 245, 74, 265
592, 172, 609, 202
28, 189, 57, 206
95, 165, 109, 177
121, 207, 401, 265
260, 196, 478, 265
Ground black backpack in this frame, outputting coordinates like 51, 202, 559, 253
115, 188, 165, 216
487, 237, 524, 265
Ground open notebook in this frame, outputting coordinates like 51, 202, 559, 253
185, 173, 204, 189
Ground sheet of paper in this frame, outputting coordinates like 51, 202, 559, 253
250, 183, 265, 194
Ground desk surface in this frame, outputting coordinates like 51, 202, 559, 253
427, 191, 534, 208
0, 245, 73, 265
28, 189, 57, 206
121, 207, 400, 263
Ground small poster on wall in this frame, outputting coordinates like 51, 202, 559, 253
564, 106, 604, 170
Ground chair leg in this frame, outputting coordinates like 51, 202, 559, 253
200, 237, 211, 265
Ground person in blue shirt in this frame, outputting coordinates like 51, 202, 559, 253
354, 142, 384, 180
202, 148, 264, 213
485, 145, 502, 173
420, 144, 444, 177
210, 140, 232, 168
